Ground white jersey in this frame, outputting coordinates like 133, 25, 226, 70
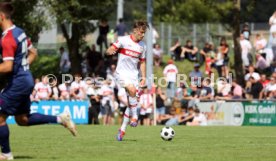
112, 35, 146, 80
163, 64, 178, 82
34, 82, 52, 99
58, 83, 70, 100
71, 81, 86, 99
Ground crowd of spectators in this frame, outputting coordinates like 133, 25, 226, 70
33, 13, 276, 126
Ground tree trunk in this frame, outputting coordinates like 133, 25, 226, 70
232, 0, 244, 86
60, 23, 82, 75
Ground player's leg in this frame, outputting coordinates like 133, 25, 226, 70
125, 84, 139, 127
14, 98, 77, 136
117, 107, 130, 141
0, 114, 13, 160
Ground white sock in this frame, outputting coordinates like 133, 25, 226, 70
129, 96, 138, 120
57, 116, 62, 123
2, 152, 13, 159
120, 108, 130, 132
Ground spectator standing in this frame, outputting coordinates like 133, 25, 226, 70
59, 47, 71, 73
163, 59, 178, 100
254, 33, 267, 54
240, 34, 252, 68
241, 23, 251, 40
152, 27, 159, 44
115, 18, 127, 39
97, 19, 109, 54
100, 80, 115, 125
219, 38, 229, 77
269, 11, 276, 47
155, 87, 166, 124
139, 88, 153, 126
86, 44, 104, 76
86, 80, 102, 124
214, 46, 225, 77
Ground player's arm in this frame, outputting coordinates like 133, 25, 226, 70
28, 47, 37, 65
140, 60, 146, 87
0, 60, 13, 73
106, 45, 118, 55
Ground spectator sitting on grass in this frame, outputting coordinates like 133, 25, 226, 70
181, 40, 198, 62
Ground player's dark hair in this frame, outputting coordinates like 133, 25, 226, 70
133, 20, 149, 30
0, 2, 14, 19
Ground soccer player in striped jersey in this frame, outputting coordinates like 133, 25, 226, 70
106, 20, 148, 141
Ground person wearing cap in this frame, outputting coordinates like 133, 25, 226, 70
189, 63, 203, 86
163, 59, 178, 100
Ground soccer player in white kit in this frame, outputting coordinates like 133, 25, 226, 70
106, 20, 148, 141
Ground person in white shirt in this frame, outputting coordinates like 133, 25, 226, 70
244, 66, 261, 81
100, 80, 115, 125
153, 43, 163, 67
259, 77, 276, 100
139, 87, 153, 126
59, 47, 71, 73
240, 34, 252, 67
106, 20, 148, 141
254, 33, 267, 53
70, 74, 86, 100
163, 59, 178, 99
269, 11, 276, 47
187, 108, 207, 126
33, 75, 52, 101
58, 81, 71, 100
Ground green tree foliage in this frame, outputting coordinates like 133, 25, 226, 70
43, 0, 116, 74
2, 0, 49, 43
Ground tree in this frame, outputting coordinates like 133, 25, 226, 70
44, 0, 115, 74
5, 0, 49, 43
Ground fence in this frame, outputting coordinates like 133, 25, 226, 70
37, 22, 271, 54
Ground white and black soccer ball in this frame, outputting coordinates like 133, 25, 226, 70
160, 127, 175, 141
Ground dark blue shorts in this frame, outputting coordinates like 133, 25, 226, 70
0, 94, 31, 116
0, 74, 34, 116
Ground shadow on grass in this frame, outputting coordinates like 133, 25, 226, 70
14, 156, 34, 160
123, 139, 137, 142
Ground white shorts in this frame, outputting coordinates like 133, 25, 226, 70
115, 73, 139, 90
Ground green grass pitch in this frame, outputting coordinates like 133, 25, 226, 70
8, 125, 276, 161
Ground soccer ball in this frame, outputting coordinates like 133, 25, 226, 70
160, 127, 175, 141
